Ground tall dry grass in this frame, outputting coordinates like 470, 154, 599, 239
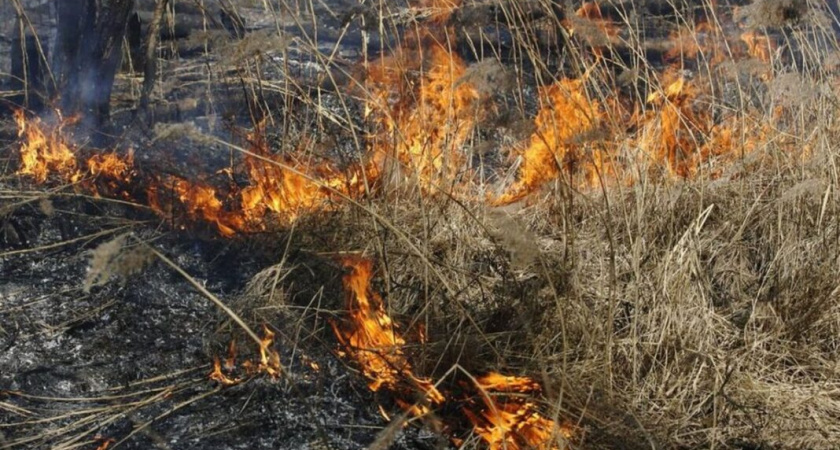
7, 0, 840, 447
159, 0, 840, 447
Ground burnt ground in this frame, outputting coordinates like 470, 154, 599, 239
0, 2, 473, 447
0, 183, 447, 449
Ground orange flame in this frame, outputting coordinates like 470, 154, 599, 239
332, 256, 571, 447
465, 373, 573, 449
495, 78, 604, 204
636, 76, 710, 177
255, 324, 282, 378
87, 151, 134, 180
367, 41, 479, 191
332, 255, 445, 416
209, 356, 240, 386
209, 325, 281, 385
93, 436, 116, 450
238, 126, 361, 225
14, 109, 79, 183
740, 30, 778, 64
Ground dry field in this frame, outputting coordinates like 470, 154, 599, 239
2, 0, 840, 449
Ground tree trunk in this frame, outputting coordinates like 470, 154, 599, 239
139, 0, 168, 113
53, 0, 134, 135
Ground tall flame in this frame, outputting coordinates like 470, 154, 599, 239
332, 256, 445, 416
635, 76, 710, 177
366, 40, 479, 191
14, 109, 79, 183
332, 256, 571, 448
495, 78, 604, 204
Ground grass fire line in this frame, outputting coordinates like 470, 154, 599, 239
8, 0, 838, 447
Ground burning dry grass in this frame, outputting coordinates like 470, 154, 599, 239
291, 140, 840, 448
6, 0, 840, 448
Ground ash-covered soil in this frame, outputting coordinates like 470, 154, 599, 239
0, 193, 446, 449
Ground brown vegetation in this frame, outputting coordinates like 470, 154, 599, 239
3, 0, 840, 448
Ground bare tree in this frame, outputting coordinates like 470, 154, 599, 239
53, 0, 134, 135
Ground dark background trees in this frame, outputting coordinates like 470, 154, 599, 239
53, 0, 135, 135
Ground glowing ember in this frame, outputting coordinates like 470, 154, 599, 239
93, 436, 116, 450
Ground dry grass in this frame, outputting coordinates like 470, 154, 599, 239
6, 0, 840, 448
239, 0, 840, 448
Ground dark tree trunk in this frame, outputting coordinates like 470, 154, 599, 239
53, 0, 134, 135
139, 0, 168, 113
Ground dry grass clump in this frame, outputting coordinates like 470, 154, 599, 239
320, 150, 839, 448
83, 234, 154, 292
737, 0, 811, 28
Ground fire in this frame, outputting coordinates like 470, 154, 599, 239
367, 42, 479, 191
93, 436, 116, 450
495, 78, 604, 204
332, 256, 571, 447
473, 372, 541, 393
13, 109, 364, 236
331, 255, 445, 415
664, 20, 728, 65
740, 30, 778, 63
209, 325, 281, 385
87, 151, 133, 179
636, 75, 718, 178
238, 125, 359, 225
465, 373, 573, 450
467, 401, 570, 450
209, 356, 240, 386
254, 324, 282, 378
147, 175, 243, 237
564, 1, 620, 54
14, 109, 80, 183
